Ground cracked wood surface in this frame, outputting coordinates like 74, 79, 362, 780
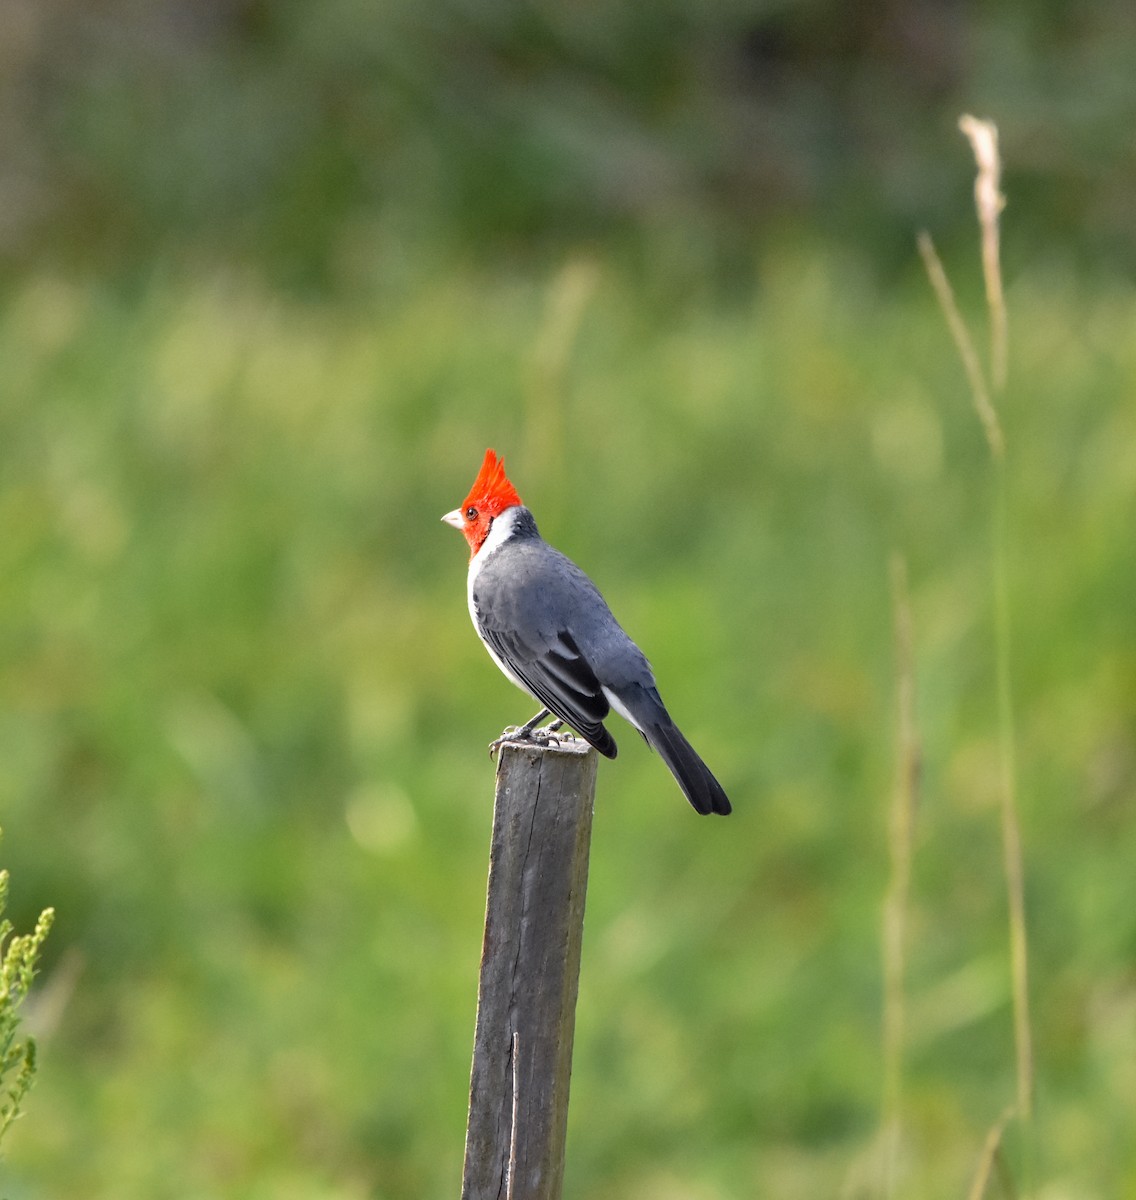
461, 739, 598, 1200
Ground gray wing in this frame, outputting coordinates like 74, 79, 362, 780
479, 625, 618, 758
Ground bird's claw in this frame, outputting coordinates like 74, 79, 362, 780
487, 727, 522, 758
488, 720, 568, 758
531, 722, 565, 749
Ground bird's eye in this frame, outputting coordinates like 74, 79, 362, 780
465, 506, 478, 521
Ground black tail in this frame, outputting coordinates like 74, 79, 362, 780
648, 716, 732, 815
606, 682, 731, 815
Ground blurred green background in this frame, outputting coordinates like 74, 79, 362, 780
2, 2, 1135, 1197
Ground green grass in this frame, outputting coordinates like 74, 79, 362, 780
1, 240, 1134, 1198
0, 832, 53, 1155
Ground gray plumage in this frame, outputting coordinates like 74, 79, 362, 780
469, 507, 731, 816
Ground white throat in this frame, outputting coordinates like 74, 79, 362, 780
466, 506, 526, 689
467, 504, 521, 598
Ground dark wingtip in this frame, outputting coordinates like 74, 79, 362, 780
579, 723, 617, 759
595, 731, 618, 760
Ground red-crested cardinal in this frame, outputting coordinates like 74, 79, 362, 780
443, 449, 731, 816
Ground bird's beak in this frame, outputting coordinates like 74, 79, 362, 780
441, 509, 464, 530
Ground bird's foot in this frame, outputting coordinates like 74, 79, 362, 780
488, 716, 568, 758
529, 719, 565, 748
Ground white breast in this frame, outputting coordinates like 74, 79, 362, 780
466, 507, 527, 692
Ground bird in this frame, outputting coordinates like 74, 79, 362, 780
442, 449, 731, 816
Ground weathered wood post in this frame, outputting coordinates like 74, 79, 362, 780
461, 738, 598, 1200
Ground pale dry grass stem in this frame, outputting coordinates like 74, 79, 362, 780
966, 1106, 1018, 1200
920, 115, 1034, 1163
959, 116, 1008, 392
878, 553, 921, 1198
915, 232, 1004, 461
994, 523, 1032, 1129
957, 119, 1034, 1130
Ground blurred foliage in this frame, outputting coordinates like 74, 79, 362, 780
1, 2, 1135, 1198
2, 0, 1135, 285
1, 244, 1134, 1197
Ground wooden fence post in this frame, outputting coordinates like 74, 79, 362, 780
461, 738, 598, 1200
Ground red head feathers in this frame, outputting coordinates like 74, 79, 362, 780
442, 449, 524, 557
463, 449, 522, 515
